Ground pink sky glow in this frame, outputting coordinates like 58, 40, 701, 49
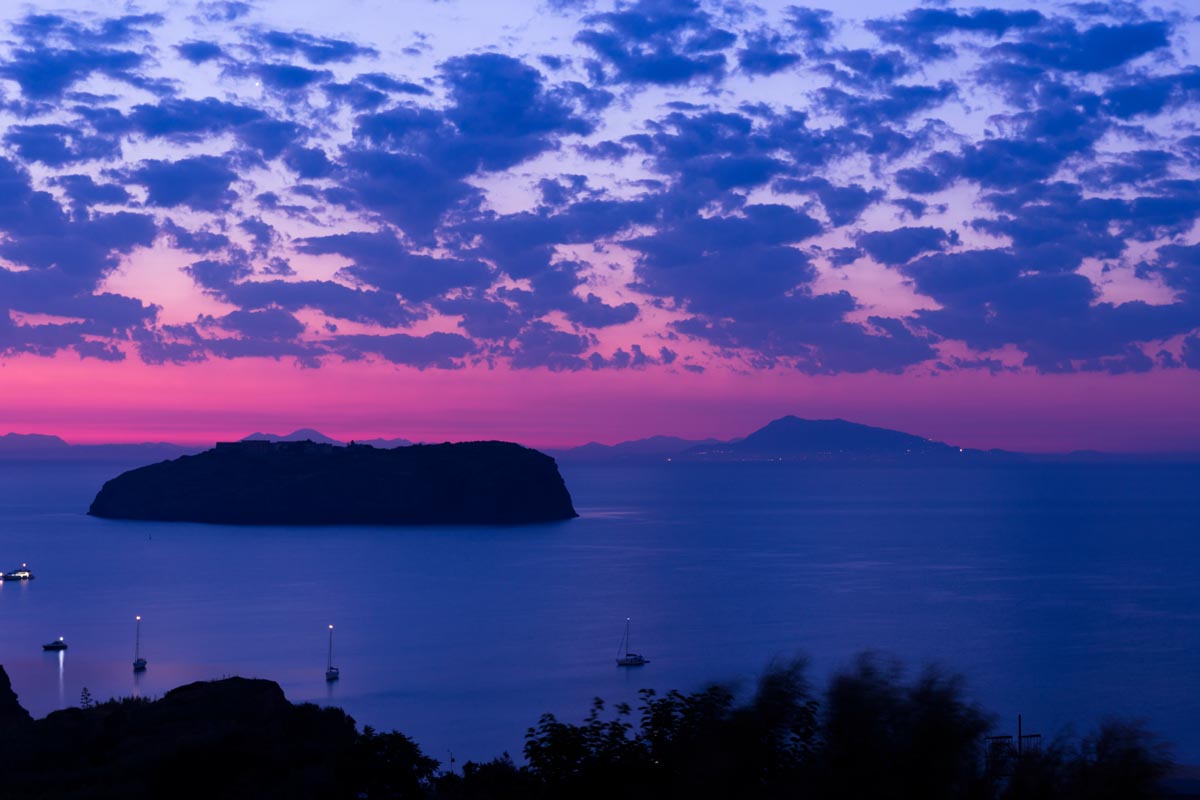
4, 353, 1199, 452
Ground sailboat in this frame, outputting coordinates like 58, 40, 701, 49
133, 615, 147, 672
615, 617, 649, 667
325, 624, 339, 682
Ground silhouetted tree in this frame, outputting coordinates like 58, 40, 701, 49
354, 725, 440, 799
808, 653, 993, 800
1002, 719, 1172, 800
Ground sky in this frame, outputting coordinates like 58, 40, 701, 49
1, 0, 1199, 450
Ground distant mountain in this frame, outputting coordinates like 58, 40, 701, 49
682, 416, 976, 461
242, 428, 343, 445
0, 433, 71, 452
0, 433, 198, 462
241, 430, 414, 448
550, 416, 1018, 464
548, 435, 721, 463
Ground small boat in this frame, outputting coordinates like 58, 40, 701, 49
133, 615, 147, 672
615, 617, 649, 667
325, 624, 339, 682
43, 637, 67, 651
3, 563, 34, 580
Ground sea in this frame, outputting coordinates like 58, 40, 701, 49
0, 458, 1197, 764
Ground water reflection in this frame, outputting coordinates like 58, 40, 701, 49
56, 649, 64, 708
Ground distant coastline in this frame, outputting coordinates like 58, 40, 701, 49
3, 416, 1199, 465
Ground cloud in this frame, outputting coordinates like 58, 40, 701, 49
867, 8, 1044, 60
0, 13, 164, 100
211, 307, 305, 340
509, 321, 591, 370
575, 0, 732, 86
54, 174, 132, 209
4, 124, 121, 166
0, 0, 1196, 377
737, 30, 802, 76
216, 278, 419, 328
774, 177, 883, 226
253, 63, 332, 91
128, 156, 240, 212
176, 41, 223, 63
987, 20, 1169, 74
300, 230, 495, 302
334, 331, 475, 369
858, 226, 960, 265
903, 249, 1199, 372
785, 6, 835, 47
260, 30, 378, 65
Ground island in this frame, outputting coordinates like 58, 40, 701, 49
88, 440, 578, 525
547, 415, 1021, 464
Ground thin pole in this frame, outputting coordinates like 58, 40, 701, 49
135, 616, 141, 660
328, 625, 334, 670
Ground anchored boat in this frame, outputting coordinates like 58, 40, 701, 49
133, 615, 147, 672
616, 617, 649, 667
43, 636, 67, 651
325, 624, 339, 682
3, 563, 34, 580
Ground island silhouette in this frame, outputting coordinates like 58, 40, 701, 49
88, 440, 577, 525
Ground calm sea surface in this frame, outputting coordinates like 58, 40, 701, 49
0, 459, 1197, 763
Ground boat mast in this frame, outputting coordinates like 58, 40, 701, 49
134, 616, 141, 661
617, 617, 630, 656
328, 624, 334, 670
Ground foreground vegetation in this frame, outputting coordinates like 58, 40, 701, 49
0, 655, 1174, 799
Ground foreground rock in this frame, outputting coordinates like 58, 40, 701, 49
0, 667, 374, 799
89, 440, 577, 525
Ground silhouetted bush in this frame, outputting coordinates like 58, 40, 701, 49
440, 654, 1172, 800
0, 657, 1176, 799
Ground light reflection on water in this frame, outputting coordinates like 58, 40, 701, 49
0, 459, 1197, 763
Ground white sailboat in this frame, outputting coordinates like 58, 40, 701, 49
133, 615, 147, 672
616, 617, 649, 667
325, 624, 340, 682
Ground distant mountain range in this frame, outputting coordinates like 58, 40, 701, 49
0, 433, 199, 462
3, 418, 1196, 464
242, 429, 414, 449
546, 416, 1014, 463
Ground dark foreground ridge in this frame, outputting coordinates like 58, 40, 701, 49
88, 440, 578, 525
0, 659, 1181, 800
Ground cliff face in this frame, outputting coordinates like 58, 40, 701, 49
88, 440, 578, 525
0, 665, 33, 731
